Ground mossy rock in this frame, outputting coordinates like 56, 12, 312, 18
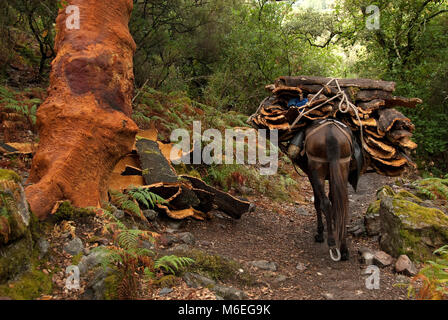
0, 169, 40, 284
53, 201, 95, 222
365, 200, 381, 236
0, 233, 33, 283
379, 195, 448, 262
0, 243, 52, 299
0, 169, 30, 244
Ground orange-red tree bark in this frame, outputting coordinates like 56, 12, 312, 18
25, 0, 138, 219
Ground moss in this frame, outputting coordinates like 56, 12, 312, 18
386, 197, 448, 261
0, 237, 52, 299
366, 200, 380, 216
0, 264, 52, 300
0, 232, 33, 283
53, 201, 95, 222
72, 252, 83, 265
391, 198, 448, 238
376, 185, 395, 200
0, 169, 21, 183
103, 274, 119, 300
182, 249, 255, 286
396, 190, 423, 203
413, 178, 448, 201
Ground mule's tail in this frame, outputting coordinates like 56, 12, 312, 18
326, 133, 349, 247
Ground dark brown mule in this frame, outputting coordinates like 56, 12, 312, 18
294, 119, 356, 261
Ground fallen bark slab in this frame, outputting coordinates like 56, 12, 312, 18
136, 138, 178, 185
0, 142, 36, 155
180, 175, 251, 219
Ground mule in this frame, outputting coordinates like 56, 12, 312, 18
290, 119, 363, 261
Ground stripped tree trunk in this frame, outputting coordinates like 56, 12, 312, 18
25, 0, 138, 219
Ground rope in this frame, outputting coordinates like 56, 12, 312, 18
288, 78, 366, 149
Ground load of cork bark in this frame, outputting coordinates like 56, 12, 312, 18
248, 76, 422, 177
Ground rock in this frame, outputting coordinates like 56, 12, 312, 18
166, 220, 184, 231
0, 170, 31, 245
237, 186, 255, 195
378, 186, 448, 261
0, 170, 34, 282
143, 209, 158, 221
296, 207, 312, 216
395, 255, 418, 276
83, 268, 111, 300
358, 247, 375, 265
322, 292, 335, 300
159, 287, 173, 296
395, 275, 410, 285
64, 237, 84, 256
109, 205, 125, 220
139, 240, 154, 251
197, 240, 213, 247
373, 251, 393, 268
159, 234, 179, 247
213, 285, 247, 300
272, 275, 287, 284
296, 262, 308, 271
249, 260, 278, 271
113, 209, 125, 220
78, 249, 106, 274
37, 238, 50, 258
167, 244, 190, 254
248, 203, 256, 213
177, 232, 195, 245
364, 200, 381, 236
348, 223, 366, 237
183, 272, 216, 288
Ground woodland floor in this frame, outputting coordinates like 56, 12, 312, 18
179, 172, 410, 300
1, 145, 412, 300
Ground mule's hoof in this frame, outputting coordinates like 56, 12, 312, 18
314, 234, 324, 243
341, 250, 350, 261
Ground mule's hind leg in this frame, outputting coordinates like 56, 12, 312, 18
310, 173, 324, 243
309, 168, 334, 246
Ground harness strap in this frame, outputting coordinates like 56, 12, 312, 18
307, 154, 352, 164
302, 120, 354, 163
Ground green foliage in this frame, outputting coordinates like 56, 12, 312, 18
412, 178, 448, 201
154, 255, 195, 275
0, 85, 40, 129
94, 208, 194, 299
408, 245, 448, 300
110, 187, 166, 222
204, 163, 299, 202
335, 0, 448, 172
127, 187, 167, 210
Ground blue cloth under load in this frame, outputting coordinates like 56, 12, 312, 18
288, 98, 308, 108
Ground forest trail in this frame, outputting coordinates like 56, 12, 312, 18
181, 172, 409, 300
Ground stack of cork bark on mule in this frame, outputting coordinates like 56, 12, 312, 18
248, 76, 422, 176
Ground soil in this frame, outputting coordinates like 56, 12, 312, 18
180, 172, 410, 300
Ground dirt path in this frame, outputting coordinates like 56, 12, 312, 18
181, 173, 409, 300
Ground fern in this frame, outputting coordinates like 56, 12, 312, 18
154, 255, 195, 275
127, 187, 167, 209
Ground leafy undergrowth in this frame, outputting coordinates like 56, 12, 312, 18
408, 245, 448, 300
0, 85, 45, 142
133, 87, 248, 140
134, 87, 304, 203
